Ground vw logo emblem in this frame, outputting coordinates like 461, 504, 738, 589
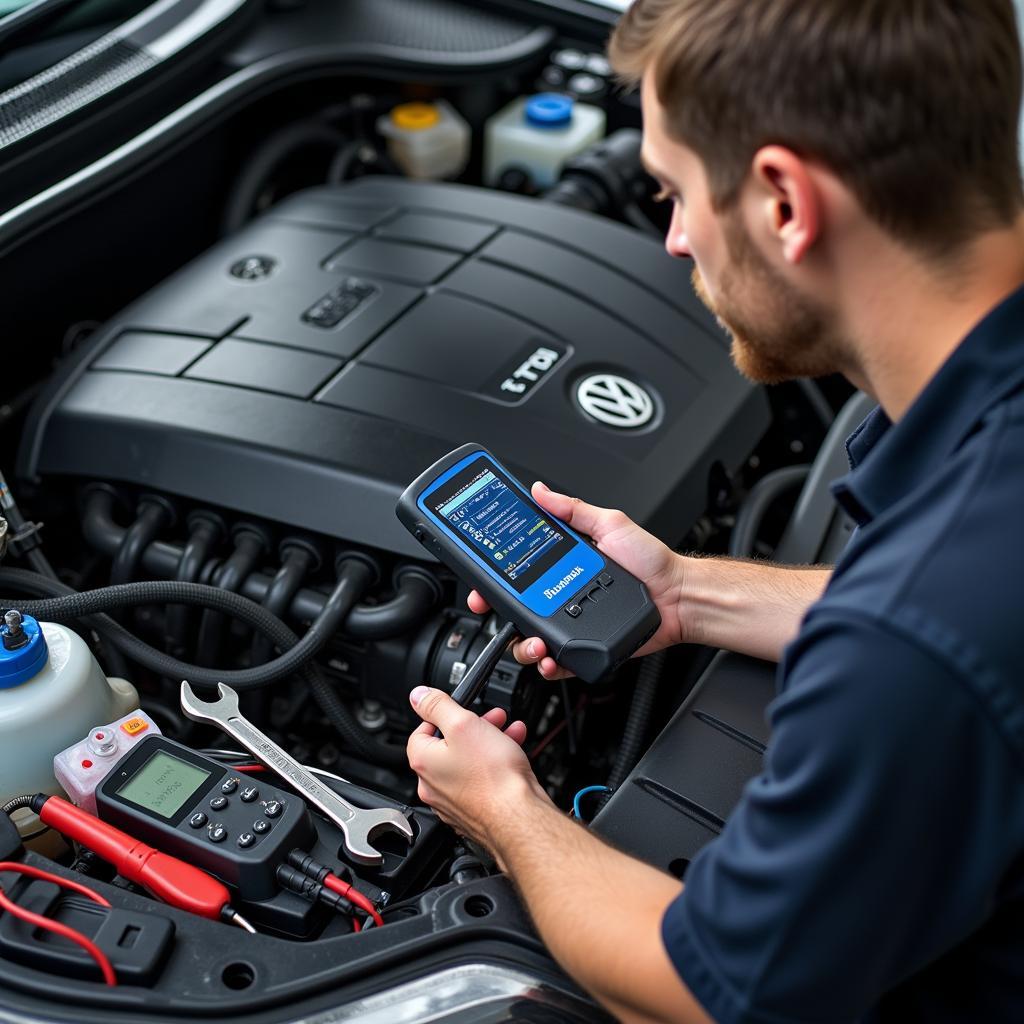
575, 373, 655, 429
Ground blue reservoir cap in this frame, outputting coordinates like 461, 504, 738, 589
525, 93, 574, 128
0, 612, 48, 689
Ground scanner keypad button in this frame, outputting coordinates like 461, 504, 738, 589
565, 603, 583, 618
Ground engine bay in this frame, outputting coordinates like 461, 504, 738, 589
0, 1, 844, 1020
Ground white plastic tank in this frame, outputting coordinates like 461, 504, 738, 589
484, 93, 606, 189
0, 611, 138, 844
376, 99, 471, 180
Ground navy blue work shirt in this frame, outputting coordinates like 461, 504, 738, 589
662, 283, 1024, 1022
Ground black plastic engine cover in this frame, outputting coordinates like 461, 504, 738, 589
20, 178, 768, 557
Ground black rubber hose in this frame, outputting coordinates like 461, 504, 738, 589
110, 498, 173, 586
222, 120, 346, 234
24, 548, 58, 580
0, 564, 371, 690
196, 528, 267, 666
253, 545, 312, 665
326, 139, 364, 184
346, 568, 441, 640
729, 465, 811, 559
603, 650, 665, 799
166, 513, 223, 656
0, 566, 407, 764
82, 489, 439, 638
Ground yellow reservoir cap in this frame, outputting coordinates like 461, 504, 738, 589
391, 102, 441, 131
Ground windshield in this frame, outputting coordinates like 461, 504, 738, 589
0, 0, 151, 93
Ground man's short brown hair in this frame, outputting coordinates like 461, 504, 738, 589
610, 0, 1024, 255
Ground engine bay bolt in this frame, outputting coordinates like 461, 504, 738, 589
2, 610, 29, 651
356, 700, 388, 732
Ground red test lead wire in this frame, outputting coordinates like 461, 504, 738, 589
0, 861, 117, 985
35, 795, 233, 921
323, 873, 384, 928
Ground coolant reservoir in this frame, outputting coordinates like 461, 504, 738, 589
377, 99, 470, 180
0, 612, 138, 844
484, 93, 606, 189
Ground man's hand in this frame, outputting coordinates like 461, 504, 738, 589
406, 686, 551, 861
406, 683, 709, 1024
470, 481, 833, 668
468, 481, 688, 679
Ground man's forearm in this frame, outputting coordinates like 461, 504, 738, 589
490, 788, 710, 1024
678, 556, 830, 661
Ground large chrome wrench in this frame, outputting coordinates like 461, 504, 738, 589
180, 681, 413, 865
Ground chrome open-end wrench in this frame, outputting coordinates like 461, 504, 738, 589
180, 681, 413, 866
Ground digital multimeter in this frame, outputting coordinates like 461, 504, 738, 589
397, 443, 661, 683
96, 735, 314, 900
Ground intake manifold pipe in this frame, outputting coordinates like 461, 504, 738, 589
166, 511, 225, 657
81, 488, 440, 638
110, 496, 176, 586
196, 525, 270, 666
251, 539, 321, 665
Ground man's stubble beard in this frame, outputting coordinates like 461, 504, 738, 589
691, 210, 848, 385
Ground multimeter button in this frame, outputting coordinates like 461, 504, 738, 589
598, 572, 613, 587
240, 786, 259, 802
263, 800, 282, 818
587, 586, 605, 603
565, 603, 583, 618
189, 811, 208, 829
210, 795, 229, 811
237, 832, 255, 848
221, 778, 239, 794
253, 819, 271, 835
208, 824, 228, 843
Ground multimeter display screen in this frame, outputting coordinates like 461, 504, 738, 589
426, 456, 575, 593
117, 750, 211, 819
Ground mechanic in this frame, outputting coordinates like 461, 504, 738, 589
406, 1, 1024, 1021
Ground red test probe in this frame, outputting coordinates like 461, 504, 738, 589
32, 795, 254, 931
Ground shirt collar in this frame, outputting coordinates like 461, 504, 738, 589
832, 283, 1024, 526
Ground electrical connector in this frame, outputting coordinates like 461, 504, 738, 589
276, 864, 357, 916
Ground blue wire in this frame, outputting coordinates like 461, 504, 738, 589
572, 785, 611, 821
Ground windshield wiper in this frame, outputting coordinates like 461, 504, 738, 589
0, 0, 85, 53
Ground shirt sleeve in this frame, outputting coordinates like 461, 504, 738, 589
662, 612, 1023, 1024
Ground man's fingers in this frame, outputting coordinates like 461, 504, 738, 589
538, 656, 573, 680
410, 718, 440, 740
409, 685, 470, 736
505, 720, 528, 746
512, 636, 548, 665
531, 481, 608, 539
467, 590, 490, 614
481, 707, 508, 729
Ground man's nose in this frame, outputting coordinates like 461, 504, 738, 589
664, 205, 691, 259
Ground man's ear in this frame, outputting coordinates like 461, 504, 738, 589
750, 146, 821, 264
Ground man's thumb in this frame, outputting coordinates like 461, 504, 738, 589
532, 481, 604, 538
410, 685, 464, 734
